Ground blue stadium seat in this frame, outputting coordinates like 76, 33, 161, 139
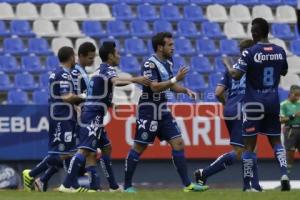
236, 0, 259, 5
191, 56, 214, 73
3, 0, 25, 3
282, 0, 297, 6
112, 4, 134, 20
10, 20, 35, 37
0, 21, 10, 37
178, 93, 195, 103
7, 90, 29, 105
143, 0, 166, 4
82, 21, 107, 38
202, 22, 225, 39
3, 38, 27, 55
177, 20, 201, 38
220, 39, 240, 56
208, 73, 223, 86
95, 0, 119, 4
172, 55, 186, 74
160, 5, 182, 22
46, 56, 60, 72
190, 0, 212, 5
125, 38, 148, 56
184, 5, 206, 22
166, 92, 177, 103
197, 39, 220, 56
0, 73, 13, 91
15, 73, 38, 90
21, 56, 46, 73
147, 40, 154, 54
120, 55, 140, 74
260, 0, 282, 6
214, 57, 226, 73
137, 4, 158, 21
153, 20, 174, 34
107, 20, 130, 37
166, 0, 189, 4
123, 0, 142, 4
32, 90, 48, 105
175, 38, 196, 56
295, 25, 300, 38
203, 87, 217, 102
213, 0, 236, 5
272, 23, 295, 40
39, 73, 49, 89
185, 72, 207, 91
28, 38, 52, 56
279, 87, 289, 102
130, 20, 152, 37
0, 55, 20, 73
290, 40, 300, 56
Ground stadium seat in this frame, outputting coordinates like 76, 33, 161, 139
7, 90, 29, 105
208, 72, 223, 86
0, 55, 20, 73
14, 73, 38, 90
28, 38, 52, 56
287, 56, 300, 73
280, 73, 300, 90
236, 0, 259, 5
137, 4, 159, 21
40, 3, 64, 20
275, 5, 297, 23
10, 20, 35, 37
123, 0, 142, 4
279, 87, 289, 102
177, 20, 201, 38
75, 37, 98, 54
166, 0, 189, 4
283, 0, 297, 6
153, 20, 174, 35
185, 72, 207, 91
46, 56, 60, 71
252, 5, 275, 22
143, 0, 166, 4
202, 21, 225, 39
33, 20, 57, 37
290, 40, 300, 56
166, 92, 177, 103
229, 5, 251, 23
220, 39, 240, 56
160, 5, 182, 22
213, 0, 236, 5
125, 38, 148, 56
260, 0, 282, 6
112, 4, 135, 20
51, 37, 73, 54
82, 21, 107, 38
120, 55, 140, 74
58, 20, 83, 37
271, 23, 295, 40
130, 20, 153, 37
65, 3, 87, 20
191, 56, 214, 73
21, 56, 46, 73
190, 0, 212, 5
183, 5, 206, 22
88, 3, 113, 21
50, 0, 73, 4
203, 87, 217, 102
0, 3, 14, 20
224, 22, 247, 39
270, 38, 292, 56
175, 38, 196, 56
3, 38, 27, 55
39, 73, 49, 89
16, 2, 39, 20
0, 21, 10, 37
95, 0, 120, 4
214, 57, 226, 73
178, 93, 195, 103
107, 20, 130, 37
0, 73, 13, 91
172, 55, 186, 73
32, 90, 48, 105
206, 4, 228, 22
197, 39, 220, 56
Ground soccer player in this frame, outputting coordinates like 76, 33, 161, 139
23, 47, 85, 191
194, 39, 255, 188
58, 41, 151, 193
123, 32, 209, 193
225, 18, 290, 191
280, 85, 300, 174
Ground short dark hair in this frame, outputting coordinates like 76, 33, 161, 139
290, 85, 300, 92
252, 18, 269, 38
58, 46, 74, 63
152, 32, 173, 52
99, 41, 116, 62
239, 39, 255, 52
78, 42, 96, 56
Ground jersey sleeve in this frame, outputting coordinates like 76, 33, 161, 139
57, 72, 73, 96
105, 67, 118, 79
233, 49, 251, 73
217, 71, 229, 89
142, 61, 159, 81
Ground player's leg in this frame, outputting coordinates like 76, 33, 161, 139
85, 152, 101, 190
283, 127, 298, 174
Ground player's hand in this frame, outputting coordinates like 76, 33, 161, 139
133, 76, 152, 86
186, 88, 197, 99
176, 67, 189, 82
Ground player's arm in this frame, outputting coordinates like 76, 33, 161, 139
170, 83, 197, 99
280, 50, 288, 76
215, 85, 226, 105
61, 93, 85, 105
111, 76, 151, 87
223, 57, 244, 80
280, 103, 291, 123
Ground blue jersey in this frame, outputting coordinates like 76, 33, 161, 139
234, 43, 288, 114
218, 70, 245, 117
49, 67, 76, 120
139, 55, 174, 116
83, 63, 117, 115
70, 63, 89, 95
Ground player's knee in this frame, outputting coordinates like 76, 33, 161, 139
78, 148, 92, 158
133, 142, 147, 154
170, 138, 184, 151
233, 147, 244, 159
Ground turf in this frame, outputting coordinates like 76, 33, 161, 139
0, 189, 299, 200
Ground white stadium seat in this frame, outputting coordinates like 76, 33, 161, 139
206, 4, 228, 22
57, 19, 83, 37
33, 20, 57, 37
287, 56, 300, 73
280, 74, 300, 90
88, 3, 114, 21
229, 5, 251, 23
275, 5, 297, 23
51, 37, 73, 54
0, 3, 14, 20
65, 3, 87, 20
224, 21, 247, 39
112, 88, 130, 104
252, 5, 274, 22
41, 3, 64, 20
16, 2, 39, 20
269, 38, 292, 56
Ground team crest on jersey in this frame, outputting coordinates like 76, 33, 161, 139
141, 132, 149, 140
64, 131, 72, 143
137, 119, 147, 130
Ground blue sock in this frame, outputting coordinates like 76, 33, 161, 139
124, 149, 140, 189
203, 151, 237, 179
100, 155, 119, 189
86, 166, 100, 190
63, 153, 86, 188
29, 154, 61, 178
172, 150, 191, 187
273, 144, 288, 176
242, 151, 260, 190
63, 157, 71, 172
40, 166, 59, 185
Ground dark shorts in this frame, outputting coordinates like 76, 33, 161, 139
283, 126, 300, 151
48, 119, 76, 155
134, 112, 181, 144
225, 119, 244, 147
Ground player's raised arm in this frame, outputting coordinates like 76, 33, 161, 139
223, 57, 244, 80
111, 76, 151, 87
